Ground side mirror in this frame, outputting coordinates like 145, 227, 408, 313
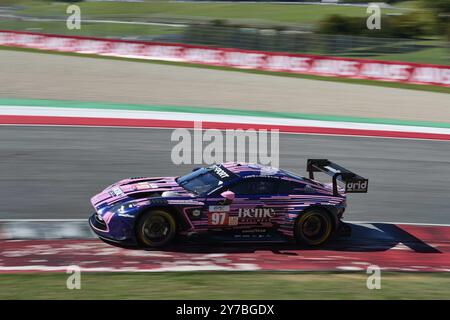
220, 190, 235, 204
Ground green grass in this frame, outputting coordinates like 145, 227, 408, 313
371, 47, 449, 66
393, 1, 421, 10
2, 46, 449, 95
2, 1, 448, 65
1, 272, 449, 299
15, 1, 398, 25
3, 20, 447, 65
329, 38, 450, 66
0, 20, 181, 39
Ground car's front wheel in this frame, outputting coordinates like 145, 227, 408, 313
136, 210, 177, 248
295, 209, 333, 246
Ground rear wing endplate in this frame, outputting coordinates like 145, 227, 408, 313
306, 159, 368, 196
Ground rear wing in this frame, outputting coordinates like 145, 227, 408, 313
306, 159, 368, 196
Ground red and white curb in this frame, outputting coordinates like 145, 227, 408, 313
1, 106, 450, 140
0, 220, 449, 273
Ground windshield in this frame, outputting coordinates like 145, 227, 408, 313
176, 167, 223, 195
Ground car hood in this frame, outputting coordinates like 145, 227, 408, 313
91, 176, 192, 208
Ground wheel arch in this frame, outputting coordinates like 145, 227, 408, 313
134, 204, 190, 232
300, 204, 339, 232
293, 205, 338, 246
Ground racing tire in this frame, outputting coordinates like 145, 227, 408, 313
136, 210, 177, 248
295, 209, 333, 246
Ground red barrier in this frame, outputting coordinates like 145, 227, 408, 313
1, 223, 450, 272
2, 115, 450, 141
1, 30, 449, 87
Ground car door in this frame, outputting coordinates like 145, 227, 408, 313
206, 177, 280, 230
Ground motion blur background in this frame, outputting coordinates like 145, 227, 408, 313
0, 0, 449, 65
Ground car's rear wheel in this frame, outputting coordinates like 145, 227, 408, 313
295, 209, 333, 246
136, 210, 176, 248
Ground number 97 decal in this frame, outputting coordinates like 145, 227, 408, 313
209, 212, 228, 226
208, 212, 238, 226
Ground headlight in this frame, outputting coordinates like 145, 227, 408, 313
115, 203, 135, 214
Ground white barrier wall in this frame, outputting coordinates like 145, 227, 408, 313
1, 30, 449, 87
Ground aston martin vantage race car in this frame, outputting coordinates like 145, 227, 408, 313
89, 160, 368, 248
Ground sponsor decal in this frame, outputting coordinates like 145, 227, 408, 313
242, 228, 267, 234
238, 207, 276, 222
207, 212, 237, 226
239, 208, 275, 219
411, 67, 450, 85
211, 165, 230, 179
134, 182, 158, 190
184, 48, 222, 64
208, 212, 229, 226
136, 182, 151, 190
111, 187, 124, 197
234, 231, 273, 239
265, 55, 311, 72
144, 44, 182, 60
311, 59, 359, 76
209, 205, 230, 212
168, 199, 200, 204
359, 63, 411, 81
224, 51, 265, 68
2, 31, 450, 87
228, 216, 239, 226
346, 180, 368, 192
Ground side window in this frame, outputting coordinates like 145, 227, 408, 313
277, 179, 305, 195
230, 178, 277, 195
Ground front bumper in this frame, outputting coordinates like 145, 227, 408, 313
88, 213, 137, 245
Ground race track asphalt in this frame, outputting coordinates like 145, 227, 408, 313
1, 126, 449, 223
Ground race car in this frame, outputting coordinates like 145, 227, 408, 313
89, 160, 368, 248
